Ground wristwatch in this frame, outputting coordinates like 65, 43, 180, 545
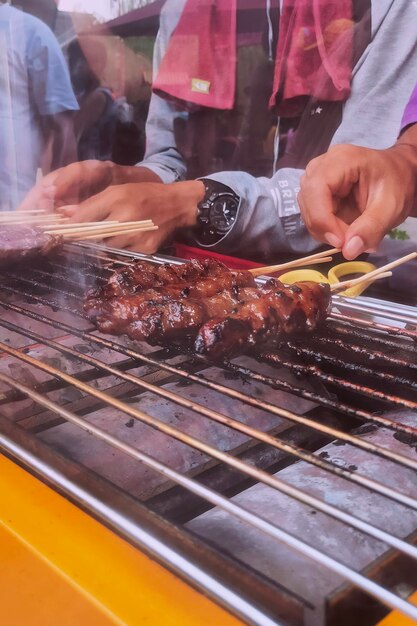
195, 178, 240, 246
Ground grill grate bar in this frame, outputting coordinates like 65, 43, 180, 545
332, 297, 417, 328
0, 282, 83, 318
312, 335, 417, 373
326, 319, 417, 355
65, 241, 177, 265
3, 270, 83, 302
16, 265, 86, 292
1, 370, 417, 623
57, 246, 120, 264
224, 357, 417, 432
332, 312, 417, 341
2, 312, 417, 550
261, 350, 417, 411
2, 298, 417, 468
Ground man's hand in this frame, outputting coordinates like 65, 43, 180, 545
59, 180, 205, 254
298, 140, 417, 259
18, 160, 162, 212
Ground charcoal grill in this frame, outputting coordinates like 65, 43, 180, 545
0, 242, 416, 626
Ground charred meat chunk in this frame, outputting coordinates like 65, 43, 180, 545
194, 280, 331, 359
85, 271, 256, 338
90, 257, 231, 300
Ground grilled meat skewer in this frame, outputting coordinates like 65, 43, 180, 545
121, 288, 261, 343
85, 258, 331, 359
85, 271, 256, 336
92, 257, 232, 299
195, 279, 331, 359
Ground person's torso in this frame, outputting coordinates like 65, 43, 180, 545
0, 6, 47, 208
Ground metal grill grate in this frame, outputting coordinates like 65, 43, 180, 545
0, 242, 416, 626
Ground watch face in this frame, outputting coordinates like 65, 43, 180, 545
210, 196, 238, 234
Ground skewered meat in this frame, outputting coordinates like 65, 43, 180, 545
85, 259, 331, 359
124, 287, 266, 343
90, 288, 261, 341
91, 257, 230, 299
85, 271, 256, 336
0, 225, 63, 267
195, 279, 331, 359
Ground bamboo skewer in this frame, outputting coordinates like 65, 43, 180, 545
0, 209, 47, 215
59, 224, 156, 237
250, 247, 340, 277
44, 220, 122, 230
331, 271, 393, 293
0, 215, 67, 223
45, 220, 154, 235
71, 225, 159, 241
330, 251, 417, 293
249, 255, 334, 276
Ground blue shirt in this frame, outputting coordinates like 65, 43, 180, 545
0, 5, 78, 209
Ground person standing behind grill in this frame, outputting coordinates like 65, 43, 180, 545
18, 0, 417, 261
0, 1, 78, 211
298, 85, 417, 259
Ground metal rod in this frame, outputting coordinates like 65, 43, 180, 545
333, 298, 417, 327
284, 342, 417, 397
262, 349, 417, 410
1, 314, 417, 559
0, 283, 84, 318
332, 312, 417, 340
313, 335, 417, 373
0, 372, 416, 623
2, 271, 83, 302
326, 319, 417, 356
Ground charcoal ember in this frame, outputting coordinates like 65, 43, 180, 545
0, 225, 63, 267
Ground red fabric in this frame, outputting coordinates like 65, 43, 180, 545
153, 0, 237, 110
270, 0, 354, 116
153, 0, 353, 114
174, 243, 263, 269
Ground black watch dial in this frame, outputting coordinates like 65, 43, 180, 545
195, 180, 240, 246
210, 195, 238, 233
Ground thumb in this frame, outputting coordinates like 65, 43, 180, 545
342, 204, 392, 259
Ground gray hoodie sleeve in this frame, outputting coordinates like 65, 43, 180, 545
193, 169, 319, 258
136, 0, 188, 184
139, 93, 186, 184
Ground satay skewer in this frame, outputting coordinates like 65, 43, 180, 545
0, 215, 67, 224
250, 253, 336, 276
331, 271, 393, 292
250, 247, 340, 277
65, 225, 159, 241
0, 209, 47, 215
44, 220, 154, 235
330, 251, 417, 293
43, 220, 122, 230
